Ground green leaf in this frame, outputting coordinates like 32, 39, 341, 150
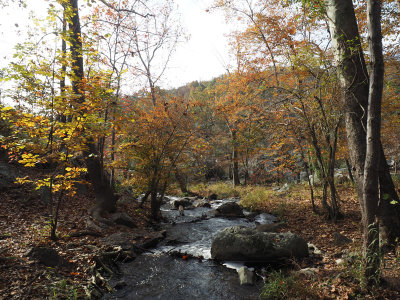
390, 200, 398, 205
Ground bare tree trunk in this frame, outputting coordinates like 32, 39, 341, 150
68, 0, 118, 214
361, 0, 383, 283
231, 130, 240, 186
345, 158, 354, 182
326, 0, 400, 246
174, 167, 188, 194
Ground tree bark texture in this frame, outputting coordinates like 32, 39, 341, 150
69, 0, 118, 213
362, 0, 383, 281
326, 0, 400, 245
231, 130, 240, 186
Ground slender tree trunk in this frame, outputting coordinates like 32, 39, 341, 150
378, 145, 400, 246
345, 158, 354, 182
68, 0, 117, 214
231, 130, 240, 186
174, 167, 188, 194
305, 161, 316, 213
326, 0, 400, 246
362, 0, 383, 283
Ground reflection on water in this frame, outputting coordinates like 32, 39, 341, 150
103, 197, 276, 300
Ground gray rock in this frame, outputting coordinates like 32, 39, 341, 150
113, 280, 127, 290
28, 247, 65, 267
110, 212, 136, 228
335, 173, 350, 184
0, 162, 17, 189
335, 258, 345, 265
341, 249, 358, 264
101, 232, 137, 250
333, 232, 352, 245
237, 266, 254, 285
172, 198, 193, 208
278, 183, 289, 192
308, 243, 322, 255
211, 226, 308, 261
215, 202, 244, 218
297, 268, 319, 278
193, 199, 211, 208
208, 193, 218, 200
299, 171, 308, 182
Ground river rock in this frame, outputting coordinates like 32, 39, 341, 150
211, 226, 308, 261
237, 266, 254, 285
101, 232, 137, 250
333, 232, 352, 245
215, 202, 244, 217
208, 193, 218, 200
193, 199, 211, 208
172, 198, 193, 208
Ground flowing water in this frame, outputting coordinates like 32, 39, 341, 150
103, 197, 277, 300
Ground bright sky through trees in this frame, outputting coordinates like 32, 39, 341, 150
0, 0, 232, 89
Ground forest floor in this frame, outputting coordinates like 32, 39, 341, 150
1, 168, 400, 299
0, 165, 159, 299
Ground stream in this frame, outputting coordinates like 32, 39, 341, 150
103, 197, 277, 300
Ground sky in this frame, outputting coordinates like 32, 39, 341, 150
0, 0, 233, 90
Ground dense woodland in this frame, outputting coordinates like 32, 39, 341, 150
0, 0, 400, 299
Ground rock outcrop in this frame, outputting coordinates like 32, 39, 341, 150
215, 202, 244, 218
211, 226, 308, 261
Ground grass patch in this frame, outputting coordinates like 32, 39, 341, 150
190, 182, 241, 199
260, 270, 319, 299
190, 182, 291, 215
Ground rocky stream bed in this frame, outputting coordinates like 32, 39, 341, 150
101, 196, 285, 300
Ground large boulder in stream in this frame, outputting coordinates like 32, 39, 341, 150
171, 198, 193, 208
215, 202, 244, 217
211, 226, 308, 261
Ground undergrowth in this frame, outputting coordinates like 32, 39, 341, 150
260, 270, 319, 299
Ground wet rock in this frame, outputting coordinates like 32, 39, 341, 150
333, 232, 352, 245
140, 230, 166, 249
27, 247, 66, 267
215, 202, 244, 218
178, 205, 185, 216
193, 199, 211, 208
110, 212, 136, 228
237, 266, 254, 285
172, 198, 193, 208
163, 196, 172, 203
255, 222, 287, 232
211, 226, 308, 261
208, 193, 218, 200
113, 280, 127, 290
101, 232, 137, 250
